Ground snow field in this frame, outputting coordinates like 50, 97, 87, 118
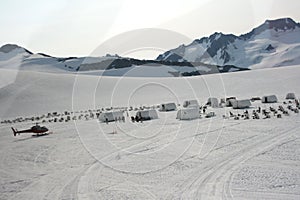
1, 65, 300, 199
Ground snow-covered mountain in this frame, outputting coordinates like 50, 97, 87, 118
157, 18, 300, 69
0, 44, 123, 73
2, 18, 299, 76
0, 44, 246, 77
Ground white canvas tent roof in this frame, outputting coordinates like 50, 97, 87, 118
207, 97, 219, 108
286, 93, 296, 100
225, 98, 236, 107
136, 109, 158, 120
232, 99, 251, 109
160, 103, 177, 112
183, 100, 199, 108
176, 107, 200, 120
262, 95, 278, 103
99, 110, 124, 122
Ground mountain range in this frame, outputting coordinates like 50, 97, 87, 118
0, 17, 299, 77
0, 44, 247, 77
157, 18, 300, 69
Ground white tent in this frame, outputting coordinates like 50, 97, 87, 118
176, 108, 200, 120
160, 103, 177, 112
286, 93, 296, 100
262, 95, 278, 103
136, 109, 158, 120
99, 110, 124, 122
207, 97, 219, 108
225, 97, 236, 107
232, 99, 251, 109
183, 100, 199, 108
226, 99, 236, 107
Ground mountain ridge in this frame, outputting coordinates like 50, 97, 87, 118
157, 17, 300, 69
1, 17, 299, 76
0, 45, 247, 77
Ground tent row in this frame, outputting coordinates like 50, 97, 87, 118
99, 102, 177, 123
206, 93, 297, 109
99, 92, 297, 122
206, 97, 251, 109
99, 109, 159, 123
98, 100, 200, 122
255, 93, 296, 103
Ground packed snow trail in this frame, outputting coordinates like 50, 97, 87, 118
195, 125, 299, 199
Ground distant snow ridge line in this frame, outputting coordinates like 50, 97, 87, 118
0, 44, 32, 54
1, 17, 300, 76
157, 17, 300, 69
0, 43, 247, 77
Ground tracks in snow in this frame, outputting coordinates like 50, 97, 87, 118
174, 125, 299, 199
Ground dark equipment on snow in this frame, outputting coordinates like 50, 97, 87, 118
11, 123, 49, 136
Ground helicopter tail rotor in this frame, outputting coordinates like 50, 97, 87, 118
11, 127, 17, 136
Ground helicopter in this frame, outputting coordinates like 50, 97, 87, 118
11, 123, 50, 137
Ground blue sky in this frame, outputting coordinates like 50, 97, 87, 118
1, 0, 300, 59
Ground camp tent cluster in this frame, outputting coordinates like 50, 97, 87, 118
98, 93, 296, 122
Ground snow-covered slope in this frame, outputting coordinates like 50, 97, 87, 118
1, 64, 299, 118
157, 18, 300, 69
1, 65, 300, 199
0, 44, 75, 73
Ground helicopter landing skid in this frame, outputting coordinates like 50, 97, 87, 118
32, 132, 53, 137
